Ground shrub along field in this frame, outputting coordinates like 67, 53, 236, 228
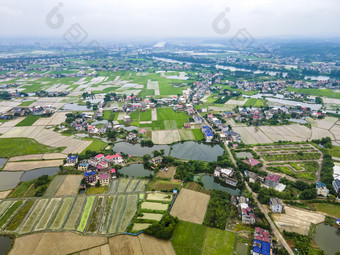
262, 152, 320, 161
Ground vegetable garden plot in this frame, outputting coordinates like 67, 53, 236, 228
49, 197, 75, 230
19, 199, 48, 234
117, 178, 130, 193
77, 196, 95, 232
63, 196, 85, 230
34, 198, 61, 231
117, 194, 138, 233
108, 194, 126, 234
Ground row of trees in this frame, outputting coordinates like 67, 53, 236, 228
203, 190, 231, 229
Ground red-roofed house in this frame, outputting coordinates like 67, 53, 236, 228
243, 157, 260, 167
98, 161, 108, 168
105, 153, 124, 164
111, 168, 116, 178
265, 174, 281, 188
88, 125, 97, 134
242, 206, 256, 224
254, 227, 271, 243
95, 154, 104, 161
99, 173, 110, 186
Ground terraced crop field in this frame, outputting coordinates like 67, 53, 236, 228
109, 179, 119, 193
63, 196, 85, 230
49, 197, 75, 230
6, 201, 34, 231
117, 178, 130, 193
44, 175, 66, 197
0, 178, 144, 236
117, 194, 138, 233
126, 179, 139, 192
100, 196, 115, 234
0, 201, 12, 215
108, 194, 126, 234
19, 199, 48, 234
0, 200, 23, 228
77, 196, 95, 232
135, 180, 148, 192
87, 196, 104, 233
34, 198, 61, 231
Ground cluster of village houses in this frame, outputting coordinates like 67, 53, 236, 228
230, 194, 282, 255
65, 154, 124, 186
65, 154, 164, 187
1, 105, 56, 119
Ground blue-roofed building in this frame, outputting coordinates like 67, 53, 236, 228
193, 115, 202, 124
84, 171, 97, 184
78, 162, 89, 171
316, 181, 329, 196
66, 155, 78, 165
253, 239, 270, 255
201, 126, 213, 143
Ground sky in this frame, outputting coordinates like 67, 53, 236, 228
0, 0, 339, 40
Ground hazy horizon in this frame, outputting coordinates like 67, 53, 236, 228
1, 0, 339, 41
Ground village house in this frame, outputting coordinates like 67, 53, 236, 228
253, 227, 271, 255
264, 174, 281, 188
98, 126, 106, 134
97, 160, 109, 170
316, 182, 329, 197
241, 206, 256, 224
149, 156, 163, 165
193, 115, 202, 124
269, 198, 283, 213
78, 162, 89, 171
184, 122, 191, 128
126, 132, 137, 142
123, 116, 131, 123
246, 171, 258, 183
99, 173, 110, 186
66, 155, 78, 166
105, 153, 124, 165
201, 125, 213, 143
84, 171, 97, 184
214, 167, 238, 186
88, 125, 98, 134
